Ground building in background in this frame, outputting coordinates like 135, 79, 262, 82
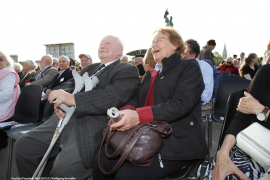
44, 43, 75, 60
222, 44, 227, 60
10, 54, 18, 63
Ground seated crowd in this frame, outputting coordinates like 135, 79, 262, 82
0, 28, 269, 180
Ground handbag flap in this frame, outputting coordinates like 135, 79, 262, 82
237, 123, 270, 156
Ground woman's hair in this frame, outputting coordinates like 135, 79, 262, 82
265, 41, 270, 54
239, 53, 257, 77
144, 48, 156, 68
0, 51, 14, 71
153, 27, 185, 57
24, 60, 38, 70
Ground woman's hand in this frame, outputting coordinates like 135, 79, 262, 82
212, 151, 249, 180
237, 92, 264, 115
109, 110, 140, 131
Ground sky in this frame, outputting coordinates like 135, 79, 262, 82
0, 0, 270, 63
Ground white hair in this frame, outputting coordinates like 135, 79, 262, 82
24, 60, 38, 70
134, 57, 143, 62
105, 35, 124, 55
226, 57, 233, 61
58, 55, 70, 62
53, 58, 58, 63
14, 63, 23, 72
42, 54, 53, 64
0, 51, 14, 71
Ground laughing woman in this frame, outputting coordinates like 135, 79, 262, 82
93, 27, 208, 180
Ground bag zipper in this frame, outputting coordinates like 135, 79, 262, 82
158, 153, 164, 168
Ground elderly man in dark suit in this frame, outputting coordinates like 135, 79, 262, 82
15, 35, 139, 179
42, 55, 73, 99
39, 55, 73, 113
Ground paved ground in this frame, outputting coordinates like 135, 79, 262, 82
0, 121, 223, 180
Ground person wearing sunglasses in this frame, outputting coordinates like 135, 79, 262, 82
217, 57, 239, 76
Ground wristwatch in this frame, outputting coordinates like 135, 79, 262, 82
256, 106, 270, 121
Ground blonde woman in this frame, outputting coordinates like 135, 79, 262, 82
263, 41, 270, 65
0, 51, 20, 122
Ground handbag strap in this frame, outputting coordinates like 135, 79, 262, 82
98, 125, 149, 175
105, 124, 146, 158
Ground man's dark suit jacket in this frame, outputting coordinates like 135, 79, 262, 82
45, 68, 73, 92
19, 71, 36, 89
55, 60, 139, 168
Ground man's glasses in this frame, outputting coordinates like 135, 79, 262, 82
226, 62, 232, 64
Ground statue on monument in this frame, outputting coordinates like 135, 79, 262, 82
164, 9, 173, 27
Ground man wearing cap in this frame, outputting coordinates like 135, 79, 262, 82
79, 53, 92, 69
15, 35, 139, 179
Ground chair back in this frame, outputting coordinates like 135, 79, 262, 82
217, 89, 246, 149
222, 75, 244, 79
213, 78, 250, 122
41, 100, 55, 122
10, 85, 42, 123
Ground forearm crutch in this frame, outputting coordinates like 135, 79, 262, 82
32, 71, 99, 179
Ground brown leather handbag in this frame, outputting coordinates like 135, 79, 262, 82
98, 121, 172, 175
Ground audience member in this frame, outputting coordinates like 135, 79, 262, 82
198, 39, 216, 66
0, 51, 20, 122
13, 63, 23, 79
52, 58, 59, 69
28, 55, 58, 91
120, 56, 128, 63
198, 45, 222, 98
233, 59, 240, 68
219, 60, 225, 66
204, 64, 270, 180
218, 57, 239, 76
133, 57, 144, 66
19, 60, 37, 89
15, 35, 139, 179
183, 39, 214, 117
239, 53, 259, 80
79, 53, 92, 69
233, 54, 237, 61
262, 41, 270, 65
93, 27, 208, 180
42, 55, 73, 100
239, 52, 245, 65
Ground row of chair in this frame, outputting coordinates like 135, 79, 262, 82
1, 76, 251, 180
0, 85, 54, 180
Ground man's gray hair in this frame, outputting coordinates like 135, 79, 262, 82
14, 63, 23, 72
134, 57, 143, 62
43, 54, 53, 64
58, 55, 70, 62
53, 58, 58, 63
25, 60, 38, 70
226, 57, 233, 61
106, 35, 124, 56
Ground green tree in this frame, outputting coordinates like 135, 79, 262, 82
19, 61, 24, 66
258, 57, 263, 65
75, 61, 80, 67
213, 51, 223, 66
